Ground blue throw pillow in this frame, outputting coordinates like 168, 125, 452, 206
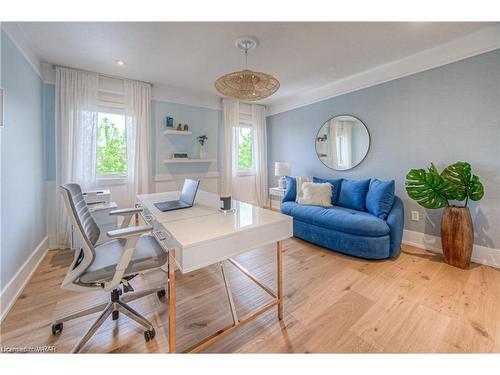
366, 179, 395, 220
282, 176, 297, 202
313, 177, 343, 205
337, 179, 371, 211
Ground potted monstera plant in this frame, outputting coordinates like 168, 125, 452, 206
405, 162, 484, 269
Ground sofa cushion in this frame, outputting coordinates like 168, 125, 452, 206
337, 179, 371, 211
366, 179, 395, 220
281, 202, 389, 237
297, 182, 333, 207
313, 177, 343, 204
283, 176, 297, 202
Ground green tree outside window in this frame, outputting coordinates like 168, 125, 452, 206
97, 113, 127, 175
238, 127, 253, 170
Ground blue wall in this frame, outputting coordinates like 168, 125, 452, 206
151, 100, 220, 177
267, 49, 500, 249
1, 30, 46, 287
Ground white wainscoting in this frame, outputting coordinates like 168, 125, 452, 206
402, 229, 500, 268
0, 236, 49, 321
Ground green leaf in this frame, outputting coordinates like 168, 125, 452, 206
441, 162, 484, 202
441, 162, 470, 201
469, 174, 484, 201
405, 166, 456, 209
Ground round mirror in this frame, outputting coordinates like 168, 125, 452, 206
315, 115, 370, 171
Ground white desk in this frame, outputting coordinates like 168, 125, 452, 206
136, 190, 293, 353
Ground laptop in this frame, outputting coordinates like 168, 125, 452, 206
154, 179, 200, 212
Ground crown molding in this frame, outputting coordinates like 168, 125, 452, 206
267, 25, 500, 117
41, 62, 56, 84
1, 22, 42, 79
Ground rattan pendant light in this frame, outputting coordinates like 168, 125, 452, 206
215, 37, 280, 101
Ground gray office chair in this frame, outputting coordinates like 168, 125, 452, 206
52, 184, 168, 353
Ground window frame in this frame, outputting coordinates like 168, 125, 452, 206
96, 107, 128, 184
233, 121, 255, 177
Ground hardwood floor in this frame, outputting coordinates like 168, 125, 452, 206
1, 238, 500, 353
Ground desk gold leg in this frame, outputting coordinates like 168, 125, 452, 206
168, 249, 176, 353
277, 240, 283, 320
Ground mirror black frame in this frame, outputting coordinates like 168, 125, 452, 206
315, 114, 371, 171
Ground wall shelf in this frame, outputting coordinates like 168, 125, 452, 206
163, 129, 192, 135
163, 159, 215, 164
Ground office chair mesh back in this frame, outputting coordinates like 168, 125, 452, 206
62, 184, 101, 246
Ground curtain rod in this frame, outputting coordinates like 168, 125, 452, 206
53, 64, 153, 86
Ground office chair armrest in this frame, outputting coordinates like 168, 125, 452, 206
109, 207, 143, 216
103, 226, 153, 291
107, 224, 153, 239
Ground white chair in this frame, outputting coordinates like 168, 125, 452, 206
52, 183, 167, 353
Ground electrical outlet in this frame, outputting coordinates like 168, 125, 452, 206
411, 211, 420, 221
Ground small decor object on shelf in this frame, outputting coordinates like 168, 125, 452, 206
176, 123, 183, 131
316, 134, 327, 143
275, 162, 291, 189
197, 135, 208, 159
173, 152, 189, 159
405, 161, 484, 269
183, 124, 189, 131
165, 116, 174, 128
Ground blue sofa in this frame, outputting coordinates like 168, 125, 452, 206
280, 177, 404, 259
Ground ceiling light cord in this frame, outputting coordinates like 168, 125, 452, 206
242, 45, 256, 94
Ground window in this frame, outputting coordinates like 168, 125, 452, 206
235, 126, 254, 173
96, 112, 127, 176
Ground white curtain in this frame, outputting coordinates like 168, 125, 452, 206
336, 120, 352, 169
55, 67, 99, 248
221, 99, 239, 196
124, 80, 151, 206
252, 104, 268, 207
329, 120, 339, 169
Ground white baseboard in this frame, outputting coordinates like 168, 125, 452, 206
402, 229, 500, 268
0, 236, 49, 321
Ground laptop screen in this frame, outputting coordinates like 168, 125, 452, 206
179, 179, 200, 205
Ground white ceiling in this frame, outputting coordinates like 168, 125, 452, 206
11, 22, 500, 109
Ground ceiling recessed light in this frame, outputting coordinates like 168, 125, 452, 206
115, 60, 125, 66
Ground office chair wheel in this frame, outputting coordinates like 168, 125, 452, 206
51, 322, 63, 335
112, 310, 119, 320
144, 329, 156, 342
157, 289, 166, 299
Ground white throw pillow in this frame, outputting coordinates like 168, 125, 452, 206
297, 182, 333, 207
